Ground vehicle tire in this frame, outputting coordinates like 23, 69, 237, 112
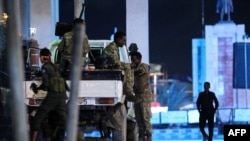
112, 104, 127, 141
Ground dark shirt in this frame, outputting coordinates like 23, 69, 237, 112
196, 91, 219, 112
38, 62, 67, 99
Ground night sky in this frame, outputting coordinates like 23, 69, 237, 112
60, 0, 250, 78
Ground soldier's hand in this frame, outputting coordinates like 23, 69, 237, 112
131, 63, 137, 69
30, 83, 38, 94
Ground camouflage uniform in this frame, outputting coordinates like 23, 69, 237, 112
30, 62, 67, 140
103, 42, 135, 97
133, 63, 152, 141
102, 42, 138, 139
58, 31, 89, 141
58, 31, 90, 72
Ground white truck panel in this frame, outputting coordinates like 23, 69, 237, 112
24, 80, 124, 106
74, 80, 123, 98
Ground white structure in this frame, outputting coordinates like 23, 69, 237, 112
126, 0, 149, 63
30, 0, 59, 48
193, 23, 249, 107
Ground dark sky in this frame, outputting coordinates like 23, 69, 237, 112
60, 0, 250, 78
149, 0, 250, 78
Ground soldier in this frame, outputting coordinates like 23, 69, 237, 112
57, 18, 89, 141
130, 52, 152, 141
128, 43, 138, 55
58, 18, 90, 73
103, 31, 139, 103
30, 48, 67, 141
101, 31, 141, 140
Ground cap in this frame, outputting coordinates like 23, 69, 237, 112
129, 43, 138, 52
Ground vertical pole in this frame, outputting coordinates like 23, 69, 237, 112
236, 89, 238, 108
244, 34, 248, 108
0, 0, 3, 18
50, 0, 59, 41
66, 21, 85, 141
81, 0, 85, 20
126, 0, 149, 63
153, 74, 157, 101
20, 0, 30, 39
3, 0, 29, 141
74, 0, 82, 18
201, 0, 205, 38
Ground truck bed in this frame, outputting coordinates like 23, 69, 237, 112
24, 70, 124, 106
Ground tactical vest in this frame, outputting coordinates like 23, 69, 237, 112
49, 66, 66, 93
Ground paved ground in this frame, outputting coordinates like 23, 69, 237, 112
84, 126, 224, 141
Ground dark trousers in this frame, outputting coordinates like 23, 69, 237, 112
199, 111, 215, 141
30, 93, 67, 138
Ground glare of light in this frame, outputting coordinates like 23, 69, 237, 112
151, 106, 168, 114
30, 27, 37, 38
3, 13, 8, 21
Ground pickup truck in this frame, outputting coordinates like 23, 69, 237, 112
23, 40, 136, 141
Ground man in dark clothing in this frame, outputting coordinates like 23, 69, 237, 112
30, 48, 67, 141
196, 82, 219, 141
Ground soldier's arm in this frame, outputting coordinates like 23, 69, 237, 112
83, 34, 90, 55
37, 66, 49, 91
103, 47, 113, 57
58, 36, 65, 52
135, 64, 149, 76
103, 47, 121, 67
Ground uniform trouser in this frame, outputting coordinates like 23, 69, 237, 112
30, 93, 67, 137
120, 63, 139, 103
199, 111, 215, 141
134, 96, 152, 140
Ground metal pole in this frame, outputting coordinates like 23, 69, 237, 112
66, 22, 85, 141
3, 0, 29, 141
20, 0, 30, 39
0, 0, 3, 17
201, 0, 205, 38
244, 34, 249, 108
74, 0, 82, 18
